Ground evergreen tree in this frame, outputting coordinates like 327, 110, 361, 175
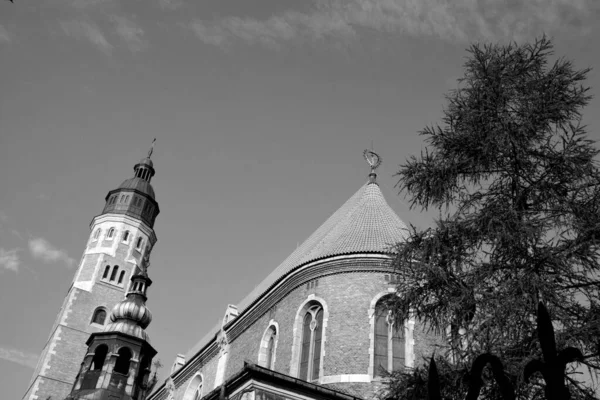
388, 36, 599, 399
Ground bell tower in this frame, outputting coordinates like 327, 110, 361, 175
23, 144, 160, 400
66, 261, 157, 400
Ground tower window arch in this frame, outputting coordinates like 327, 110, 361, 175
91, 308, 107, 325
118, 270, 126, 285
299, 304, 323, 381
107, 228, 115, 239
258, 323, 278, 369
110, 266, 119, 282
122, 230, 130, 242
90, 344, 108, 371
93, 229, 101, 240
136, 237, 143, 250
114, 347, 132, 375
372, 294, 405, 377
102, 265, 110, 279
183, 374, 203, 400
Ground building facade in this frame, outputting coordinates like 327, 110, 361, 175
23, 152, 160, 400
149, 154, 444, 400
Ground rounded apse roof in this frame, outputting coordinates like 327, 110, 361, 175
118, 177, 156, 199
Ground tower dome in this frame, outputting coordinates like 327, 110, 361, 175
118, 176, 156, 199
101, 140, 160, 228
104, 261, 154, 341
109, 296, 153, 329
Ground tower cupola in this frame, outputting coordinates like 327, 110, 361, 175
101, 140, 160, 228
105, 266, 154, 341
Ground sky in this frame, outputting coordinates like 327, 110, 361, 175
1, 0, 600, 399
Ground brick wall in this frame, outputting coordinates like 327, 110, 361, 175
165, 257, 445, 400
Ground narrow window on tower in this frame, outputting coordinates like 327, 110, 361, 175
93, 229, 101, 240
373, 295, 405, 377
91, 308, 107, 325
107, 228, 115, 239
102, 265, 110, 279
136, 237, 143, 250
118, 270, 126, 285
110, 266, 119, 282
298, 304, 323, 382
122, 230, 130, 243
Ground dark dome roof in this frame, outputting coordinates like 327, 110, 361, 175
137, 157, 154, 168
118, 177, 156, 199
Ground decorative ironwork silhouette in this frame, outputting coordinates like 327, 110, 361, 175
524, 302, 584, 400
426, 302, 583, 400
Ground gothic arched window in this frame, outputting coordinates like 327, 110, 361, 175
102, 265, 110, 279
183, 374, 203, 400
259, 324, 278, 369
122, 230, 130, 242
93, 229, 101, 240
91, 308, 107, 325
114, 347, 132, 375
107, 228, 115, 239
299, 305, 323, 381
110, 266, 119, 282
90, 344, 108, 371
136, 237, 143, 250
373, 296, 404, 377
118, 270, 126, 285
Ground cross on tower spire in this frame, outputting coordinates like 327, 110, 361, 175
148, 138, 156, 159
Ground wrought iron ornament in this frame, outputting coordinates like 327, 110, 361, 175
363, 149, 382, 173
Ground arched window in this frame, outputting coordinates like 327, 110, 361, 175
122, 230, 130, 242
136, 237, 143, 250
266, 335, 275, 369
183, 374, 203, 400
373, 296, 404, 377
299, 305, 323, 381
93, 229, 101, 240
91, 308, 107, 325
118, 270, 126, 285
90, 344, 108, 371
114, 347, 132, 375
107, 228, 115, 239
102, 265, 110, 279
259, 324, 278, 369
110, 265, 119, 281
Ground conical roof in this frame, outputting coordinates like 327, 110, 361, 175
237, 180, 409, 312
185, 176, 410, 360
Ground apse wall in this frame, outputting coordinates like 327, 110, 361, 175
157, 256, 446, 400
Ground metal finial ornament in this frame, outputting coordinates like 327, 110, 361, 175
148, 138, 156, 158
363, 149, 382, 173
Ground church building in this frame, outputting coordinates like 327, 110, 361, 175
23, 149, 443, 400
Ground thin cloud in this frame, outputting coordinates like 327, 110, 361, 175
190, 0, 598, 48
0, 347, 39, 369
158, 0, 183, 11
112, 15, 147, 52
0, 24, 10, 43
29, 238, 76, 268
0, 248, 20, 272
60, 20, 112, 53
